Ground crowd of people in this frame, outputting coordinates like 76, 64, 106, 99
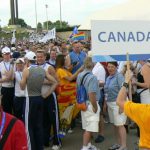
0, 38, 150, 150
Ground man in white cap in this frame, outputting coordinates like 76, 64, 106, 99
20, 51, 57, 150
13, 58, 25, 121
0, 47, 14, 114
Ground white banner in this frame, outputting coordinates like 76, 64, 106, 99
11, 30, 16, 44
39, 28, 56, 43
91, 20, 150, 61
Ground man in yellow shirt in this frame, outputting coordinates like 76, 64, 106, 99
116, 71, 150, 150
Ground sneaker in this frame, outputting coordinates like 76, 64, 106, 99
95, 135, 105, 143
108, 144, 120, 150
88, 145, 97, 150
52, 145, 61, 150
116, 147, 127, 150
68, 128, 73, 133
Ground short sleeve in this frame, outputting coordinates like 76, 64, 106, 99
124, 101, 143, 125
87, 76, 98, 93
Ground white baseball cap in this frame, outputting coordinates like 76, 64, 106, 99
2, 47, 11, 54
24, 51, 36, 60
15, 58, 25, 64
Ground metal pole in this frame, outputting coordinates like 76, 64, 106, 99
35, 0, 38, 32
45, 4, 48, 31
10, 0, 15, 25
59, 0, 62, 28
15, 0, 18, 19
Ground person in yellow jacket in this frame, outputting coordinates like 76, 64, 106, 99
116, 70, 150, 150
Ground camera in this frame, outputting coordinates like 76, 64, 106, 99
72, 61, 78, 66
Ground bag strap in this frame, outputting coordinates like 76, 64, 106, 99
80, 72, 90, 85
0, 118, 17, 149
139, 88, 148, 94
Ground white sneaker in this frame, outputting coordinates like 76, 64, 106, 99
88, 145, 97, 150
68, 129, 73, 133
52, 145, 61, 150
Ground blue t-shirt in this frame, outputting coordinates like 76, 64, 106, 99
104, 72, 124, 102
69, 51, 86, 74
77, 70, 100, 102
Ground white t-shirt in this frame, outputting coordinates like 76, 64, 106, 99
0, 61, 14, 87
15, 71, 25, 97
92, 62, 106, 88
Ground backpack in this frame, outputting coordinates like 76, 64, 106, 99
76, 72, 90, 111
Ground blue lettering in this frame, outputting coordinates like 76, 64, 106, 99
117, 32, 126, 42
128, 32, 135, 42
98, 32, 106, 42
146, 32, 150, 41
108, 32, 116, 42
137, 32, 145, 42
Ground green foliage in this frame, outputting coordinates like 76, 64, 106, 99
43, 20, 73, 30
8, 18, 28, 27
43, 21, 53, 30
37, 22, 42, 32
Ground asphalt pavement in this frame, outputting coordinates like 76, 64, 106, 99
45, 122, 139, 150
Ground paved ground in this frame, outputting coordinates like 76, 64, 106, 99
45, 122, 139, 150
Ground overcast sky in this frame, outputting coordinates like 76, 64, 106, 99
0, 0, 126, 27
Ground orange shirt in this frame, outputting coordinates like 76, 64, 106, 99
124, 101, 150, 149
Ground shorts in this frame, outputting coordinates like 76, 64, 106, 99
81, 102, 100, 132
107, 101, 127, 126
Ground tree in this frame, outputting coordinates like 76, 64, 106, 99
0, 19, 2, 31
43, 20, 70, 30
53, 20, 69, 29
8, 18, 27, 28
37, 22, 42, 32
43, 21, 53, 30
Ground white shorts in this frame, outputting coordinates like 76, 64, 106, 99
81, 102, 100, 132
107, 101, 127, 126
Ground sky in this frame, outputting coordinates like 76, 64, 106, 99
0, 0, 127, 28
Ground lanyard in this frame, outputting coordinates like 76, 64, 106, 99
3, 62, 11, 71
0, 112, 6, 139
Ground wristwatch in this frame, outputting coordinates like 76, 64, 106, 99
122, 82, 128, 88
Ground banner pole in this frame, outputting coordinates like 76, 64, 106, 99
126, 52, 132, 100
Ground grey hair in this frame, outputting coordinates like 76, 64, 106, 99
84, 57, 94, 69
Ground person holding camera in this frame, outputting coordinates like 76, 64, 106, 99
65, 42, 87, 74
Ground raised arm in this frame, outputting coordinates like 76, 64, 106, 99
20, 68, 29, 90
42, 70, 58, 98
116, 70, 131, 111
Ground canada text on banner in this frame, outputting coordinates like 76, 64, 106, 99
91, 20, 150, 62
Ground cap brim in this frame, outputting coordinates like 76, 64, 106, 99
3, 52, 10, 54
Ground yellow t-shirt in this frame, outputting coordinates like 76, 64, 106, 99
56, 68, 73, 85
124, 101, 150, 149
